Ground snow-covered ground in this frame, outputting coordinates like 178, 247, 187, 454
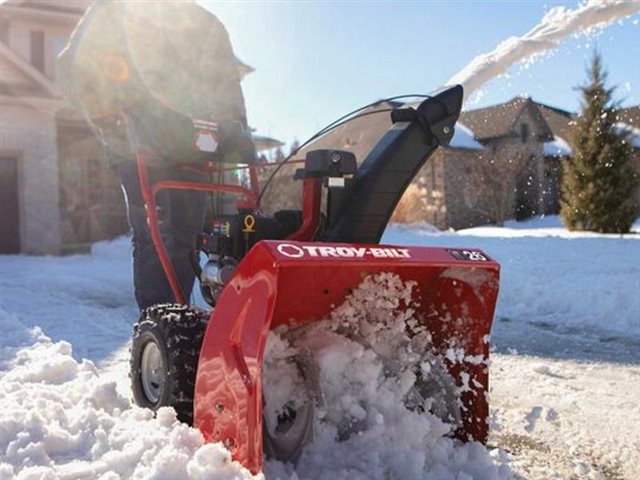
1, 216, 639, 479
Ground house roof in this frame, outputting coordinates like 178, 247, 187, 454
459, 96, 554, 141
252, 134, 284, 152
537, 102, 575, 140
0, 1, 88, 24
448, 123, 484, 150
298, 99, 484, 162
298, 101, 398, 162
543, 136, 573, 157
3, 0, 92, 14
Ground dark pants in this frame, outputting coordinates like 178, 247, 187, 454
119, 162, 206, 310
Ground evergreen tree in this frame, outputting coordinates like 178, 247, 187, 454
271, 146, 285, 163
560, 53, 639, 233
289, 139, 301, 157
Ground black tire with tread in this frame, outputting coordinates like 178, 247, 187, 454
130, 303, 208, 425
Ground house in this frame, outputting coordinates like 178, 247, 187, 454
289, 97, 553, 229
289, 96, 638, 230
0, 0, 282, 254
454, 97, 565, 226
1, 0, 102, 255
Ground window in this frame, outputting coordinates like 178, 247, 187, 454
30, 30, 45, 73
1, 20, 10, 45
520, 123, 529, 143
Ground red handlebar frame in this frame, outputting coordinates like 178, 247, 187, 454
136, 152, 322, 305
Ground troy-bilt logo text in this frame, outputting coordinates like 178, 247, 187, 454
276, 243, 411, 259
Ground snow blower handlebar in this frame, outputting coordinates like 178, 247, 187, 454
134, 85, 463, 305
135, 152, 260, 304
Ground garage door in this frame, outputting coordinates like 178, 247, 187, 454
0, 156, 20, 253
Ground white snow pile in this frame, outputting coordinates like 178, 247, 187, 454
0, 272, 512, 480
448, 123, 484, 151
0, 315, 260, 480
383, 215, 640, 338
448, 0, 640, 102
2, 218, 639, 479
264, 273, 513, 480
543, 135, 572, 157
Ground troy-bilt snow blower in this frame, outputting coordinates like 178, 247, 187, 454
128, 85, 500, 473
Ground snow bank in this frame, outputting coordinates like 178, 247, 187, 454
0, 310, 48, 369
448, 0, 640, 102
0, 238, 258, 478
0, 236, 137, 363
1, 272, 513, 480
2, 220, 638, 478
0, 332, 259, 480
383, 217, 640, 337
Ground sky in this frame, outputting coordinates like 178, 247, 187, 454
200, 1, 640, 147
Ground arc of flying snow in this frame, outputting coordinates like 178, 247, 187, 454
448, 0, 640, 102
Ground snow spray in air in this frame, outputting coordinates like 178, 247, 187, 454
448, 0, 640, 102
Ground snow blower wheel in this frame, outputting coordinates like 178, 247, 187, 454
406, 354, 463, 428
130, 304, 208, 425
262, 351, 321, 463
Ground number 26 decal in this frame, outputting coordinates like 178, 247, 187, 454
446, 249, 489, 262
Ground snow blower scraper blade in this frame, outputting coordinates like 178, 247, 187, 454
193, 240, 499, 473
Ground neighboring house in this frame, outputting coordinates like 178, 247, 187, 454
292, 96, 638, 230
458, 97, 557, 224
0, 0, 281, 254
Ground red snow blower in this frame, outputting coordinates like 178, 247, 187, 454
128, 85, 500, 473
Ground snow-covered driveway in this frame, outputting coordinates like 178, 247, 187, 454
1, 217, 639, 479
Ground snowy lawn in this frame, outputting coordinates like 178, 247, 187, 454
1, 216, 638, 479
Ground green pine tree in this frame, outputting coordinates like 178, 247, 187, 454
560, 53, 639, 233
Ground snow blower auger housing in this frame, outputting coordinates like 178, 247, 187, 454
128, 85, 500, 474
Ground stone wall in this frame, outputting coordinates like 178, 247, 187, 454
403, 105, 548, 230
441, 149, 494, 230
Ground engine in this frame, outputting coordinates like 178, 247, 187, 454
196, 210, 304, 305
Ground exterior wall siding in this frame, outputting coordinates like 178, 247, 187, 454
0, 103, 61, 254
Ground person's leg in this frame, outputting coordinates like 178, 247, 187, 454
166, 168, 207, 302
118, 162, 179, 309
